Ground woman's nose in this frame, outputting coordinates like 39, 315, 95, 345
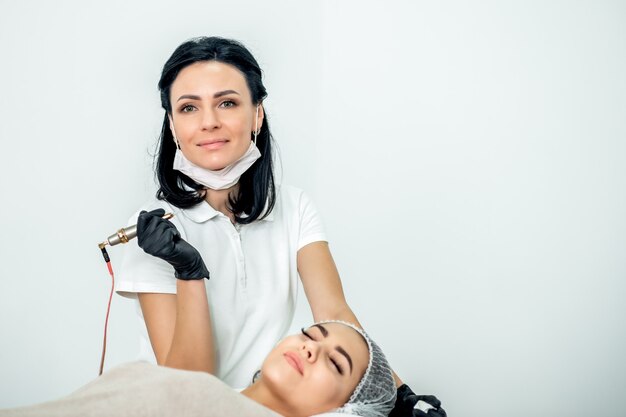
302, 340, 321, 362
200, 107, 220, 130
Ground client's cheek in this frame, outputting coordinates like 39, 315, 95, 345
310, 375, 347, 408
261, 353, 296, 386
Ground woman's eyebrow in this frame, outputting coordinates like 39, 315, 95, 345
312, 324, 329, 337
176, 90, 240, 102
335, 345, 353, 374
213, 89, 240, 98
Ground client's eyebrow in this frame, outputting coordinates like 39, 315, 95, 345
177, 90, 240, 102
312, 324, 329, 337
313, 324, 354, 374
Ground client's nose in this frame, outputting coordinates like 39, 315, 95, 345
302, 340, 321, 362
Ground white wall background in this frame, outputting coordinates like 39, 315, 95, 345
1, 1, 624, 416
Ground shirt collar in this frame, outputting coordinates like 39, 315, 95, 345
182, 201, 220, 223
182, 200, 274, 223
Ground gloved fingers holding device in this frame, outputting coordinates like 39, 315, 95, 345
136, 208, 210, 280
136, 209, 181, 256
389, 384, 447, 417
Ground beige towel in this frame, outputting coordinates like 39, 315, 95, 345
0, 362, 282, 417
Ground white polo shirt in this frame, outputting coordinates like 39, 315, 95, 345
115, 185, 327, 388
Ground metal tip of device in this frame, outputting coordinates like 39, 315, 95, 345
98, 241, 109, 249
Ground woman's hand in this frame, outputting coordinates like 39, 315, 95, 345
389, 384, 447, 417
137, 208, 210, 280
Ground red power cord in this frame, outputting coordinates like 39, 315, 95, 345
99, 246, 115, 376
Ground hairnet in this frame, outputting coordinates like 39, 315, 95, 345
315, 320, 396, 417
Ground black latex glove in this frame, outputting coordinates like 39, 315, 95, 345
137, 208, 210, 280
388, 384, 447, 417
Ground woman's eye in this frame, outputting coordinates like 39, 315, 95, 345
301, 328, 313, 339
331, 358, 343, 375
219, 100, 236, 108
180, 104, 196, 112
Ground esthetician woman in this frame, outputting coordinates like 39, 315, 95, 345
115, 36, 440, 417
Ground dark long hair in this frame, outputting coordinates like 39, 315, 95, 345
155, 36, 276, 224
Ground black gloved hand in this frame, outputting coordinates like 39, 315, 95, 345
388, 384, 447, 417
137, 208, 210, 280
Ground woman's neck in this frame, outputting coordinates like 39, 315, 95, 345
241, 382, 297, 417
204, 185, 238, 224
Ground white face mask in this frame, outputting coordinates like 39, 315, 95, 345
173, 141, 261, 190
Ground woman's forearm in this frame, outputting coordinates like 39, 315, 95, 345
164, 279, 215, 373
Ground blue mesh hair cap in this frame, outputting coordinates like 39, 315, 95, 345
315, 320, 397, 417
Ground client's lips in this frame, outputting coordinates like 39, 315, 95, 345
284, 351, 304, 375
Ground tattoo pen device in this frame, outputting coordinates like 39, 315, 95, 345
98, 212, 174, 249
95, 212, 173, 376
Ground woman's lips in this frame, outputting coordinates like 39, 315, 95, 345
284, 352, 304, 375
198, 140, 228, 150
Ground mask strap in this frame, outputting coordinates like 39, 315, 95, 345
253, 105, 260, 144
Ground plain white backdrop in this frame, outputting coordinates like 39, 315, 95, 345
1, 1, 624, 416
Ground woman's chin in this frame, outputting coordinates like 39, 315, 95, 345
190, 159, 230, 172
182, 151, 234, 171
262, 365, 296, 387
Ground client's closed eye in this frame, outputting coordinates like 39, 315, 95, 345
330, 356, 344, 374
301, 328, 313, 339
